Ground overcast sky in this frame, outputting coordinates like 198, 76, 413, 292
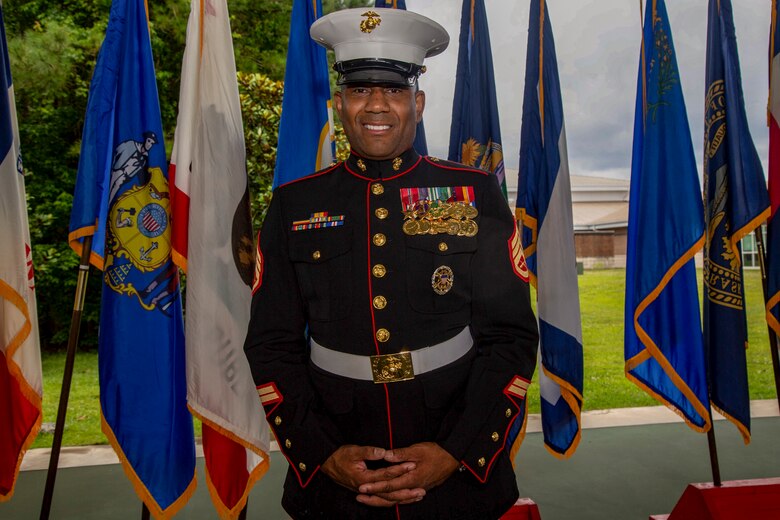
407, 0, 769, 181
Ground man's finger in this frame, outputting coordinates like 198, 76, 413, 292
361, 462, 416, 483
356, 488, 425, 507
383, 447, 412, 463
358, 472, 416, 495
355, 494, 397, 507
349, 445, 386, 461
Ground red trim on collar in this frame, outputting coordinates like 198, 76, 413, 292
423, 156, 488, 175
345, 155, 422, 181
277, 162, 343, 189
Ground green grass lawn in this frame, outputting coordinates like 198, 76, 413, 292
34, 268, 778, 448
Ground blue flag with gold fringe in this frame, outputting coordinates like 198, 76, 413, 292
704, 0, 770, 444
68, 0, 196, 515
625, 0, 711, 434
765, 0, 780, 377
515, 0, 583, 459
373, 0, 428, 155
448, 0, 506, 197
274, 0, 333, 187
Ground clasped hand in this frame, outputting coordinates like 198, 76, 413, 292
320, 442, 459, 507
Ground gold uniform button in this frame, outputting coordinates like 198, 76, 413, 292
373, 296, 387, 309
478, 457, 486, 467
312, 250, 321, 260
376, 328, 390, 342
438, 242, 448, 252
298, 463, 307, 472
371, 183, 384, 195
491, 432, 500, 442
285, 439, 292, 449
505, 408, 512, 418
274, 416, 282, 426
375, 207, 389, 219
373, 233, 387, 247
372, 264, 387, 278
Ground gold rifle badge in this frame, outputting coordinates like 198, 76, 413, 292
432, 265, 454, 295
360, 11, 381, 33
403, 201, 478, 237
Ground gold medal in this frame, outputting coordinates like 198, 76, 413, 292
460, 220, 478, 237
403, 219, 420, 235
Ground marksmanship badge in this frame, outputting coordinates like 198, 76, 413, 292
431, 265, 454, 295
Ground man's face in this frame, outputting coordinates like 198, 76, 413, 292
144, 138, 155, 151
334, 84, 425, 161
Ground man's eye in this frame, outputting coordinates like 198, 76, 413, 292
385, 88, 402, 94
352, 88, 369, 95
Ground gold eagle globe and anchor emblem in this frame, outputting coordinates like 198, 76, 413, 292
360, 11, 382, 33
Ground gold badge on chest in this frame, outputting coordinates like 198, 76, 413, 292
431, 265, 454, 295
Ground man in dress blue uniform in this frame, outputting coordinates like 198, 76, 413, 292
244, 8, 538, 519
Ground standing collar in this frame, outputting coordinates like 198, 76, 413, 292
345, 148, 420, 180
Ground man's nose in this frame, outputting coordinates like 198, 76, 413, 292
365, 88, 390, 112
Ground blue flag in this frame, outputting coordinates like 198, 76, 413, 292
68, 0, 196, 515
448, 0, 506, 197
374, 0, 406, 7
515, 0, 583, 460
704, 0, 770, 444
625, 0, 711, 434
274, 0, 333, 187
373, 0, 428, 155
766, 0, 780, 371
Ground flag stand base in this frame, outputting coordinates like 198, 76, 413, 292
649, 477, 780, 519
500, 498, 542, 519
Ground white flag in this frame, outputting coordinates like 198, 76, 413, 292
170, 1, 269, 517
0, 5, 42, 500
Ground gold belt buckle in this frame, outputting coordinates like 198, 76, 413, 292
370, 352, 414, 383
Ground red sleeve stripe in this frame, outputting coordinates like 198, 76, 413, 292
507, 226, 530, 282
257, 383, 281, 405
504, 376, 531, 400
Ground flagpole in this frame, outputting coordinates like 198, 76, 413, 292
239, 500, 248, 520
706, 427, 722, 486
753, 228, 780, 409
141, 504, 150, 519
39, 235, 93, 520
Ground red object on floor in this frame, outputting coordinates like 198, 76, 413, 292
501, 498, 542, 519
649, 477, 780, 520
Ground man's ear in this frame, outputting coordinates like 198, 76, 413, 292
334, 90, 343, 116
415, 89, 425, 123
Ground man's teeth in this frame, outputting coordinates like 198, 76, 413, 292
365, 124, 390, 131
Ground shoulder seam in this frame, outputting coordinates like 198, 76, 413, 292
423, 157, 488, 176
277, 162, 343, 189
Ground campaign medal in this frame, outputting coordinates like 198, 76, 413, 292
400, 186, 479, 238
431, 265, 454, 295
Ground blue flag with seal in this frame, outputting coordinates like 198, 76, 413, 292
515, 0, 583, 459
373, 0, 428, 155
625, 0, 711, 434
448, 0, 506, 197
765, 0, 780, 380
274, 0, 334, 188
67, 0, 196, 515
704, 0, 770, 444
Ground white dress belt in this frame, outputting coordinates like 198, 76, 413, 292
309, 326, 473, 382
